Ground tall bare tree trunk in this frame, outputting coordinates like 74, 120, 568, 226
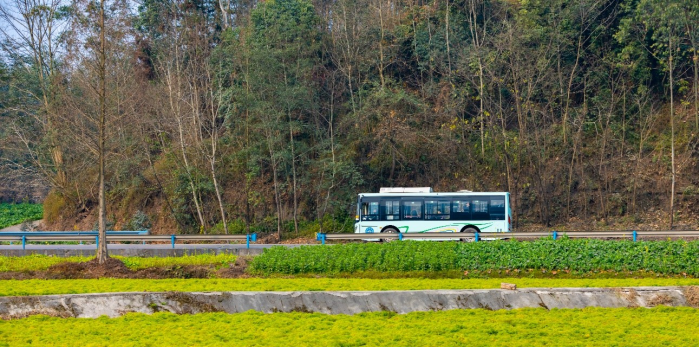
266, 138, 283, 238
289, 115, 299, 236
468, 0, 485, 157
694, 54, 698, 131
445, 0, 451, 77
164, 45, 206, 231
96, 0, 108, 264
377, 1, 386, 88
669, 38, 676, 229
206, 69, 229, 235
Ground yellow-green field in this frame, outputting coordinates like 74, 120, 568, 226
1, 307, 697, 346
0, 254, 235, 272
1, 278, 699, 296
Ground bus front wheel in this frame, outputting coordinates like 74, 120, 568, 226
460, 227, 478, 242
381, 227, 399, 242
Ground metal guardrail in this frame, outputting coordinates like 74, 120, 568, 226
315, 230, 699, 244
0, 231, 149, 236
5, 230, 699, 249
0, 233, 258, 250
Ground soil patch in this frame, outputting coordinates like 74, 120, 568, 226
280, 237, 319, 245
216, 256, 251, 278
0, 257, 248, 280
258, 233, 281, 244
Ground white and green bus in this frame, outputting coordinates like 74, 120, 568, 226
354, 187, 511, 239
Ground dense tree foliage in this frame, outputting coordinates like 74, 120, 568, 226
1, 0, 698, 235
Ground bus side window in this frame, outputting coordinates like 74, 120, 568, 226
402, 201, 423, 220
426, 200, 450, 220
451, 200, 471, 220
472, 199, 489, 220
381, 200, 400, 221
490, 198, 505, 220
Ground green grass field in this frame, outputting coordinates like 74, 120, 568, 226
1, 277, 698, 296
1, 307, 697, 346
0, 203, 43, 229
249, 239, 699, 276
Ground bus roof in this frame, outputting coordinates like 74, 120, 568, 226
359, 192, 509, 198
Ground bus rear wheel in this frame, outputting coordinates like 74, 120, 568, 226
381, 227, 399, 242
460, 227, 478, 242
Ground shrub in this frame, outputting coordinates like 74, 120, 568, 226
248, 239, 699, 276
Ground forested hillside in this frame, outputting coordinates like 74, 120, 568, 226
1, 0, 698, 235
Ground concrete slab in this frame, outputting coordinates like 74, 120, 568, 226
0, 287, 696, 319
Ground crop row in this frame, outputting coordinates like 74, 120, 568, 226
248, 239, 699, 276
1, 307, 698, 346
0, 203, 43, 229
2, 278, 699, 296
0, 254, 236, 272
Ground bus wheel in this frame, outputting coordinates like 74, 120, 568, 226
381, 227, 399, 242
460, 227, 478, 242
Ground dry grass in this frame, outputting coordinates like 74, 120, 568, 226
613, 288, 639, 307
683, 286, 699, 308
646, 293, 674, 307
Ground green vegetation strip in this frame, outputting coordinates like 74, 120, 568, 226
249, 239, 699, 276
0, 203, 43, 230
1, 307, 698, 346
0, 254, 236, 272
2, 278, 699, 296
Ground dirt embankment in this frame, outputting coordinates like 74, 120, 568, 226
0, 256, 251, 280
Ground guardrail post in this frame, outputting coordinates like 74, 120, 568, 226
322, 233, 326, 245
22, 235, 26, 250
246, 234, 250, 249
398, 233, 403, 241
633, 230, 637, 242
171, 234, 176, 249
95, 235, 98, 248
474, 231, 479, 242
553, 231, 558, 240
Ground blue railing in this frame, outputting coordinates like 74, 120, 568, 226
0, 231, 149, 236
316, 230, 699, 244
0, 232, 258, 250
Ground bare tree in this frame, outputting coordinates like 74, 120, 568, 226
0, 0, 68, 190
62, 0, 136, 263
154, 1, 208, 231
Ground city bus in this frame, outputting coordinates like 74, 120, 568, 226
354, 187, 511, 240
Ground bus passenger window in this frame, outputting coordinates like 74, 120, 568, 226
451, 200, 471, 220
402, 201, 423, 219
472, 199, 489, 220
425, 200, 450, 220
382, 200, 400, 221
490, 198, 505, 220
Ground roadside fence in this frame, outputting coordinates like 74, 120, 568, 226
315, 230, 699, 244
0, 231, 258, 250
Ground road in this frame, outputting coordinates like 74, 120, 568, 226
0, 220, 43, 232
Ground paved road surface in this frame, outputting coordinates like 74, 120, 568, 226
0, 220, 43, 232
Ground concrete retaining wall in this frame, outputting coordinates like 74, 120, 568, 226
1, 287, 696, 319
